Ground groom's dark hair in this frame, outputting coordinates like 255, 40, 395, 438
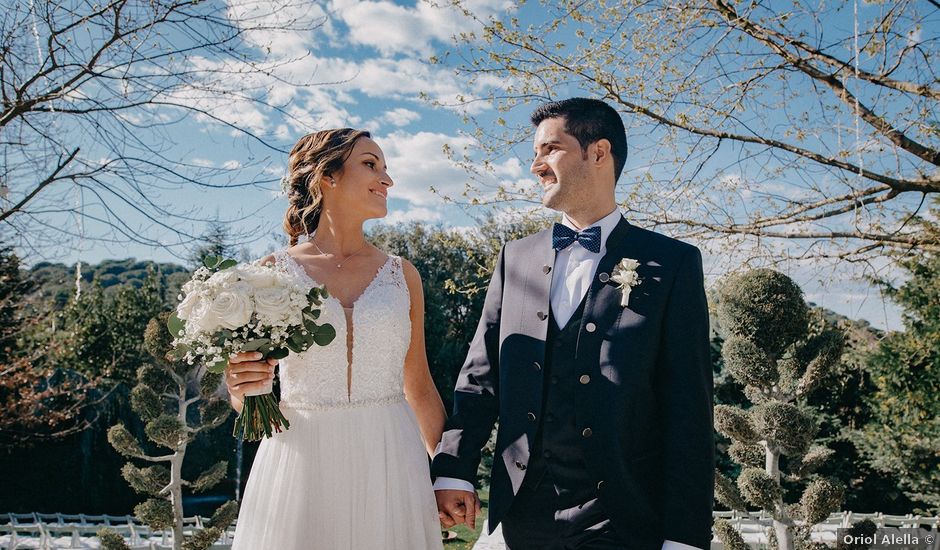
531, 98, 628, 182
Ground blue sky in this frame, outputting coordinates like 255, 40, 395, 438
21, 0, 909, 330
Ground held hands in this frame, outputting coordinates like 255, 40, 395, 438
435, 489, 482, 530
225, 351, 278, 401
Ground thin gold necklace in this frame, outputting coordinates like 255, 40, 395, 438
311, 237, 368, 269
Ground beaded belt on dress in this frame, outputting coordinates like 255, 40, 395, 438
280, 395, 405, 411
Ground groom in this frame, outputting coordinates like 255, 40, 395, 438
432, 98, 714, 549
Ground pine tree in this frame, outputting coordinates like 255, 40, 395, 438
102, 312, 236, 550
857, 248, 940, 512
713, 269, 845, 550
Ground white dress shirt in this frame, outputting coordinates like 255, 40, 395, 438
433, 208, 701, 550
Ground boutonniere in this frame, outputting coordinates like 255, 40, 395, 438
610, 258, 642, 307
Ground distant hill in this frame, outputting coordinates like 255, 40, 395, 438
24, 259, 191, 309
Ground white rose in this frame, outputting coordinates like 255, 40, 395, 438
236, 264, 278, 289
176, 291, 202, 320
190, 296, 220, 333
207, 269, 241, 287
253, 286, 293, 323
208, 286, 253, 330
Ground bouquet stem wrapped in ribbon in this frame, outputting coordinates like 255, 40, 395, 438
168, 255, 335, 441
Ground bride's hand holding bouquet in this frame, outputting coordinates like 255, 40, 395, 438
168, 254, 335, 441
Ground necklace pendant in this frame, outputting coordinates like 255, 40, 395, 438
337, 264, 342, 268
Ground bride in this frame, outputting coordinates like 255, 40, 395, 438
225, 128, 447, 549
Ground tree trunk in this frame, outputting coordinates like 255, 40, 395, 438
170, 382, 190, 550
170, 452, 184, 550
766, 446, 794, 550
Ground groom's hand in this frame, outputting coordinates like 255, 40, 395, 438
435, 489, 481, 530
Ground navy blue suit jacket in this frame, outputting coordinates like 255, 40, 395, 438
431, 217, 714, 548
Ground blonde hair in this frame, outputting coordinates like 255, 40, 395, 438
282, 128, 372, 246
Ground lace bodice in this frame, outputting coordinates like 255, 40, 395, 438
270, 249, 411, 408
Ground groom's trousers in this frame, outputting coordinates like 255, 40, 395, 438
501, 471, 629, 550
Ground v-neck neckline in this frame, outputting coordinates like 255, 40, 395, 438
284, 252, 392, 310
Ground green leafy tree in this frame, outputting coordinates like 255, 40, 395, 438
713, 269, 845, 550
103, 313, 235, 550
856, 241, 940, 512
52, 267, 165, 383
0, 244, 33, 361
188, 222, 247, 271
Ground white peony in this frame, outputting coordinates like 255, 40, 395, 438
176, 291, 202, 320
236, 264, 278, 289
253, 286, 293, 323
207, 283, 253, 330
190, 295, 220, 333
207, 269, 241, 288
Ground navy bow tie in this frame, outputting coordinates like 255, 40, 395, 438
552, 223, 601, 253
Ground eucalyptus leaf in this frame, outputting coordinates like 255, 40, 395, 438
167, 313, 186, 338
313, 324, 336, 346
218, 259, 238, 270
241, 338, 271, 352
205, 355, 229, 374
203, 255, 221, 269
303, 318, 318, 333
285, 338, 303, 354
268, 347, 290, 360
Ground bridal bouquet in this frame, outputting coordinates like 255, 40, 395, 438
168, 255, 335, 441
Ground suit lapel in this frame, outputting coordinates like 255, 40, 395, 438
575, 216, 632, 358
523, 229, 556, 345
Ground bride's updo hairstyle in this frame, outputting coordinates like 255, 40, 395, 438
283, 128, 372, 246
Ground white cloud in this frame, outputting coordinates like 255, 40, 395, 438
378, 130, 524, 206
381, 205, 443, 225
330, 0, 512, 57
384, 108, 421, 127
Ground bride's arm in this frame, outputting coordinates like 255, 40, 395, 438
401, 259, 447, 456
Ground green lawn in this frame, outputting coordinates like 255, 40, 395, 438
441, 489, 489, 550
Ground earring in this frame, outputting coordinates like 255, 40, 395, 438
329, 178, 336, 188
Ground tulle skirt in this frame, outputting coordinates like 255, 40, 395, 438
231, 397, 444, 550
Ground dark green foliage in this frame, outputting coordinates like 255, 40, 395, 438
723, 337, 778, 387
131, 386, 163, 421
134, 498, 174, 530
145, 415, 186, 449
50, 267, 166, 383
714, 404, 759, 444
716, 269, 845, 545
752, 402, 816, 457
738, 467, 781, 510
728, 441, 764, 469
199, 399, 230, 429
108, 424, 145, 457
138, 363, 175, 395
121, 464, 170, 495
0, 244, 34, 362
715, 470, 747, 511
199, 371, 223, 398
799, 478, 844, 524
191, 461, 227, 493
97, 528, 132, 550
713, 519, 749, 550
856, 243, 940, 512
717, 269, 809, 357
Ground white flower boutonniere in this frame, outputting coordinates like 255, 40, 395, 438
610, 258, 642, 307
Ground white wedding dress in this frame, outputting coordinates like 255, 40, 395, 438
231, 251, 444, 550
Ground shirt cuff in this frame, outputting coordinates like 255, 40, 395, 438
433, 477, 475, 492
662, 540, 703, 550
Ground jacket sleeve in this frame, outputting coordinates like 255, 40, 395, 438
430, 246, 506, 485
656, 245, 715, 547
